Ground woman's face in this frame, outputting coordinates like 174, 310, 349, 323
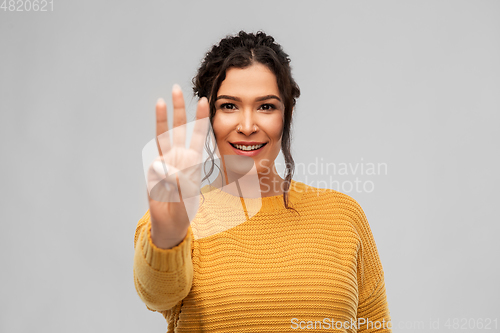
212, 63, 284, 177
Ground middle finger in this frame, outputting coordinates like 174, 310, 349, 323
172, 84, 186, 147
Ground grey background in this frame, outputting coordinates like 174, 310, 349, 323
1, 0, 499, 332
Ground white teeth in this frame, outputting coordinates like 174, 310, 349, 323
234, 144, 265, 151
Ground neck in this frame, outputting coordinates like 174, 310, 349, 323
210, 164, 285, 198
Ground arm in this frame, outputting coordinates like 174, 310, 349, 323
134, 86, 207, 313
357, 272, 391, 332
348, 200, 392, 333
133, 209, 194, 312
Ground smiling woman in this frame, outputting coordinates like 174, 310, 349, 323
193, 32, 301, 206
133, 30, 392, 332
211, 63, 286, 197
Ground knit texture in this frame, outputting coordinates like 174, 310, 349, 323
133, 179, 392, 332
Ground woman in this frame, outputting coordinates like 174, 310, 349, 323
134, 30, 392, 332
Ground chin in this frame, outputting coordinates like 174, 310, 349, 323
221, 154, 258, 176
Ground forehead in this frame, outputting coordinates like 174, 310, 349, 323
218, 63, 280, 96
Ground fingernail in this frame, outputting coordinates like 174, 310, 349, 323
173, 84, 181, 92
157, 98, 165, 105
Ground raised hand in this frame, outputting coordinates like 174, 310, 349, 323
147, 84, 209, 249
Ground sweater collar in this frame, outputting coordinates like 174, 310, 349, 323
201, 179, 305, 214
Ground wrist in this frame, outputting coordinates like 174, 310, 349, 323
150, 222, 189, 249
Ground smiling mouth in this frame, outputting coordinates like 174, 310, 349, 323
230, 143, 268, 151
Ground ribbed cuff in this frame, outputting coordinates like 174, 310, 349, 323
139, 221, 192, 272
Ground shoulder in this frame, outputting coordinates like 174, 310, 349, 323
294, 181, 370, 233
295, 181, 365, 215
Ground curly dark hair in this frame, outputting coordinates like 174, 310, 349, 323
192, 30, 301, 210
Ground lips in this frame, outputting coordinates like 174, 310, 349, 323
229, 141, 268, 156
230, 142, 267, 151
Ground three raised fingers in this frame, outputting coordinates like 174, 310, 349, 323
157, 85, 209, 155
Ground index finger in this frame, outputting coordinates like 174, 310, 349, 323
189, 97, 210, 153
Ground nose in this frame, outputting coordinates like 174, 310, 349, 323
237, 109, 258, 135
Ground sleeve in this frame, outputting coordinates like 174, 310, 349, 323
133, 209, 194, 312
348, 199, 392, 333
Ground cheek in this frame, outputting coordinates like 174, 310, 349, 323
267, 114, 284, 142
211, 114, 230, 143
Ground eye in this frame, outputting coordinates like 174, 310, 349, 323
219, 103, 237, 111
259, 103, 277, 111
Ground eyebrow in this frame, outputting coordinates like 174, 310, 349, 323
215, 94, 282, 102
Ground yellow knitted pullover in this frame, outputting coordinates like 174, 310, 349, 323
133, 180, 392, 332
